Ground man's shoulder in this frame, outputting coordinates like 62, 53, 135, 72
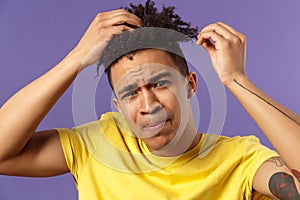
204, 133, 262, 147
199, 133, 271, 158
75, 111, 127, 131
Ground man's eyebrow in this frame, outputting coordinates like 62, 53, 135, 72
148, 72, 172, 83
117, 83, 138, 96
117, 72, 172, 96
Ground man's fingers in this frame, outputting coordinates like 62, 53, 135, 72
96, 9, 142, 28
96, 9, 129, 20
74, 8, 142, 68
104, 25, 134, 41
199, 22, 245, 45
111, 13, 142, 27
110, 25, 134, 35
197, 31, 227, 56
79, 24, 132, 67
200, 23, 234, 40
197, 31, 226, 47
198, 22, 247, 62
217, 22, 246, 44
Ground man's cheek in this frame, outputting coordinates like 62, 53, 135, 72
121, 104, 137, 123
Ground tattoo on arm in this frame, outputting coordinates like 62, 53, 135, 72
233, 79, 300, 126
267, 157, 300, 181
269, 172, 300, 200
292, 169, 300, 183
268, 157, 286, 167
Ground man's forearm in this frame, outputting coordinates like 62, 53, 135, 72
0, 52, 80, 162
226, 75, 300, 173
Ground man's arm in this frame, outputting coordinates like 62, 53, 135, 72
0, 9, 141, 176
197, 22, 300, 197
253, 157, 300, 200
225, 71, 300, 170
0, 130, 68, 177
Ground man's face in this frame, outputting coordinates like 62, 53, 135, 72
111, 49, 197, 153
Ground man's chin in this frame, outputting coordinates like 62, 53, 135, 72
141, 133, 175, 153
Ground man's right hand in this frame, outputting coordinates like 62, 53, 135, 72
69, 9, 142, 71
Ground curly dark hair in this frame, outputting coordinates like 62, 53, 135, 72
98, 0, 198, 89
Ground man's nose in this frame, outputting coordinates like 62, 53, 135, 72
139, 89, 162, 115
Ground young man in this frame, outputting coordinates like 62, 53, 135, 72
0, 1, 299, 199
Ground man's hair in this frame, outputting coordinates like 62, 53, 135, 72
98, 0, 198, 89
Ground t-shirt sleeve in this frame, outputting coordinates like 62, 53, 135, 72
56, 127, 90, 185
241, 136, 278, 199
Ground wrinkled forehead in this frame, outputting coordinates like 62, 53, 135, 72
114, 63, 185, 91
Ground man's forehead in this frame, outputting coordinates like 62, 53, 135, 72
116, 64, 179, 85
124, 63, 169, 77
115, 63, 182, 89
110, 49, 183, 89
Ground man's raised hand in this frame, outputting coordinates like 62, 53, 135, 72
70, 9, 142, 71
197, 22, 247, 86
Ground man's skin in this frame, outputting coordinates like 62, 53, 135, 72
0, 9, 299, 199
111, 50, 201, 157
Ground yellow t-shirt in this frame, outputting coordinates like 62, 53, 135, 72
57, 112, 278, 200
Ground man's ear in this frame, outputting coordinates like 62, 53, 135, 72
113, 98, 123, 115
186, 72, 197, 99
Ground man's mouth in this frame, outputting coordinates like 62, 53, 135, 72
141, 119, 170, 133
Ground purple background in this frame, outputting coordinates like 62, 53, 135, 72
1, 0, 299, 199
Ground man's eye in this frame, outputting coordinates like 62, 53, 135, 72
155, 80, 169, 88
123, 91, 137, 99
